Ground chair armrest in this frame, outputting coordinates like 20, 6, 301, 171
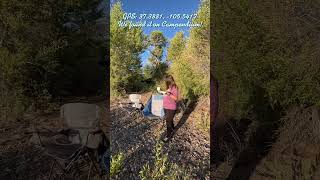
89, 128, 103, 135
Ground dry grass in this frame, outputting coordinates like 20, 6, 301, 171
252, 106, 320, 179
192, 97, 210, 133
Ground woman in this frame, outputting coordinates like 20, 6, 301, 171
163, 75, 179, 142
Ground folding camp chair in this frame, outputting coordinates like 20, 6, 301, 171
118, 93, 145, 119
36, 103, 108, 180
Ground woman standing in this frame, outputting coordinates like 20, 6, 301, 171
163, 75, 179, 142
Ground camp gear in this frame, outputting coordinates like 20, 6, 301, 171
33, 103, 109, 179
121, 90, 186, 120
120, 93, 165, 120
141, 94, 165, 120
119, 93, 144, 118
129, 94, 143, 109
157, 87, 166, 94
151, 95, 165, 117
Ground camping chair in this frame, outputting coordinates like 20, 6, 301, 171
129, 94, 143, 110
119, 93, 145, 118
36, 103, 108, 180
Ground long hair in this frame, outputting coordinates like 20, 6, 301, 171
164, 75, 176, 90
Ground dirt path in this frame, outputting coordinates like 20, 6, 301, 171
111, 94, 210, 179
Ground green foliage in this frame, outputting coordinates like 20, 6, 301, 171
144, 31, 168, 82
139, 141, 191, 180
167, 32, 185, 62
148, 30, 167, 62
143, 62, 168, 84
212, 0, 320, 118
169, 0, 210, 99
170, 54, 196, 99
149, 31, 167, 48
0, 0, 62, 117
110, 2, 146, 96
110, 1, 210, 98
110, 152, 125, 177
0, 0, 106, 118
195, 111, 210, 133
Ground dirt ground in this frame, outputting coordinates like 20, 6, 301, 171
0, 94, 210, 179
110, 93, 210, 179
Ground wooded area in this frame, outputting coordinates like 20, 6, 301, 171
110, 0, 209, 100
110, 1, 211, 178
213, 0, 320, 119
211, 0, 320, 179
0, 0, 108, 120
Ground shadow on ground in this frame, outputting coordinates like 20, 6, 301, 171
173, 101, 198, 135
224, 89, 281, 180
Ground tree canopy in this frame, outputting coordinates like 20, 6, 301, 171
169, 0, 210, 99
110, 1, 210, 100
110, 2, 146, 95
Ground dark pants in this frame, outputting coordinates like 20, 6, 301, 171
164, 108, 176, 138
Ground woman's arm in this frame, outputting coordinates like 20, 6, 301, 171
166, 88, 178, 101
169, 94, 178, 101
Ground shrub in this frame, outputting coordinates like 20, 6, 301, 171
168, 0, 210, 100
110, 152, 125, 177
139, 141, 191, 180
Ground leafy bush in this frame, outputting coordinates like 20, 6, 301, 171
212, 0, 320, 119
0, 0, 107, 118
110, 2, 146, 96
168, 0, 210, 100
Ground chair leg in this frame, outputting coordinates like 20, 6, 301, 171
49, 159, 66, 180
65, 149, 82, 171
87, 162, 92, 180
87, 153, 101, 177
48, 161, 55, 180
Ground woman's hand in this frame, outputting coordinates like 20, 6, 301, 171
167, 92, 177, 101
170, 95, 178, 101
165, 90, 177, 101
